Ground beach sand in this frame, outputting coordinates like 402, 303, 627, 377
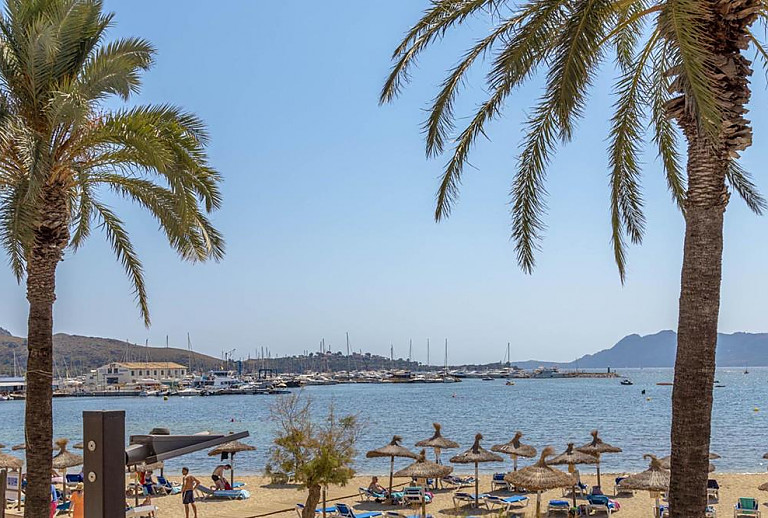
136, 473, 768, 518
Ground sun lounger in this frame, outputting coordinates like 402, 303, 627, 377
335, 502, 382, 518
125, 504, 157, 517
491, 472, 510, 491
735, 497, 761, 517
586, 494, 619, 516
659, 504, 715, 517
484, 494, 529, 512
385, 512, 432, 518
708, 479, 720, 502
442, 475, 475, 490
195, 484, 250, 500
358, 487, 387, 502
614, 477, 634, 496
548, 500, 571, 514
296, 503, 338, 517
402, 487, 432, 506
452, 491, 488, 509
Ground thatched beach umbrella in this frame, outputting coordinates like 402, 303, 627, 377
208, 439, 256, 488
52, 439, 83, 502
576, 430, 622, 488
491, 431, 537, 471
618, 454, 670, 512
547, 443, 598, 507
450, 434, 503, 506
395, 450, 453, 518
73, 442, 84, 450
659, 454, 718, 470
415, 423, 459, 464
505, 446, 575, 518
10, 444, 23, 451
0, 451, 23, 511
367, 435, 418, 502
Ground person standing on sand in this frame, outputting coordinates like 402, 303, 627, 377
181, 467, 199, 518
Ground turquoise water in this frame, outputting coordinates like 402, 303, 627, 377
2, 368, 767, 476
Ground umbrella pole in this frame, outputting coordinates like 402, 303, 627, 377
62, 467, 66, 504
322, 485, 327, 518
474, 462, 479, 507
232, 452, 236, 488
135, 471, 139, 507
596, 457, 601, 489
513, 455, 518, 471
389, 456, 394, 504
536, 491, 541, 518
421, 481, 426, 518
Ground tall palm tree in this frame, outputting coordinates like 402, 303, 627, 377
381, 1, 765, 516
0, 1, 223, 515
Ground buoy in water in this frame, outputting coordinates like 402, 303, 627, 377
754, 407, 759, 412
646, 397, 651, 401
163, 395, 169, 401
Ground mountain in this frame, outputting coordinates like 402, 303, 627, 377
0, 330, 423, 375
517, 330, 768, 369
0, 332, 225, 375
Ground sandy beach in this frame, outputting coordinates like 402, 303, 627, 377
129, 473, 768, 518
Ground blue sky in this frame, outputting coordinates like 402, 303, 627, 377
1, 1, 768, 364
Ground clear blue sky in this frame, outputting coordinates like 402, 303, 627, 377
1, 1, 767, 364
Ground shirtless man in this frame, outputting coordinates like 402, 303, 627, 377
181, 467, 199, 518
211, 464, 230, 490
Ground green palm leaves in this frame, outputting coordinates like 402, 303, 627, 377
382, 0, 766, 281
0, 0, 223, 325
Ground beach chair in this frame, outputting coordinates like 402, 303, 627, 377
442, 475, 475, 490
358, 487, 387, 502
125, 504, 157, 518
490, 472, 510, 491
734, 497, 761, 517
484, 494, 529, 513
401, 487, 431, 506
614, 476, 634, 496
65, 474, 83, 487
335, 502, 383, 518
586, 494, 619, 516
54, 501, 71, 516
296, 503, 338, 517
195, 484, 250, 500
708, 479, 720, 502
548, 499, 571, 514
385, 512, 433, 518
659, 505, 716, 518
452, 491, 488, 510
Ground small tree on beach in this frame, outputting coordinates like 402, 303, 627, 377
269, 392, 363, 518
0, 1, 223, 515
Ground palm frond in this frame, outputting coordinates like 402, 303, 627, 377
510, 99, 559, 273
91, 198, 149, 325
649, 37, 686, 209
727, 161, 766, 215
608, 29, 657, 281
78, 36, 155, 101
381, 0, 500, 103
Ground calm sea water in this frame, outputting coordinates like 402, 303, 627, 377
2, 368, 768, 476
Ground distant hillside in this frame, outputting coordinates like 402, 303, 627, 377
0, 331, 423, 375
0, 332, 224, 376
541, 330, 768, 368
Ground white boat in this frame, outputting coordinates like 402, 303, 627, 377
177, 388, 201, 396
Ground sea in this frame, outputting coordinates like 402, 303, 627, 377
2, 368, 767, 477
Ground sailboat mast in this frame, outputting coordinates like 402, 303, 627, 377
444, 338, 448, 374
427, 338, 430, 367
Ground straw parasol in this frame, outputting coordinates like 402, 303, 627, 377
10, 444, 23, 451
659, 453, 718, 470
576, 430, 622, 488
52, 439, 83, 502
450, 433, 503, 506
73, 442, 84, 450
618, 454, 670, 512
491, 431, 537, 471
395, 450, 453, 518
367, 435, 418, 502
0, 452, 22, 471
415, 423, 459, 464
547, 443, 598, 507
505, 446, 576, 518
759, 482, 768, 492
208, 439, 256, 488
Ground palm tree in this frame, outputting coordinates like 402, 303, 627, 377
0, 1, 223, 515
381, 1, 765, 516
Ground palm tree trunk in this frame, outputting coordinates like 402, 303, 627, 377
302, 483, 322, 518
668, 136, 727, 518
24, 183, 69, 518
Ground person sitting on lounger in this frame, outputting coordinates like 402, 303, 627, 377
368, 476, 388, 496
211, 464, 231, 490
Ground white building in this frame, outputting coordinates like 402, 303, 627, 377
88, 362, 187, 387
